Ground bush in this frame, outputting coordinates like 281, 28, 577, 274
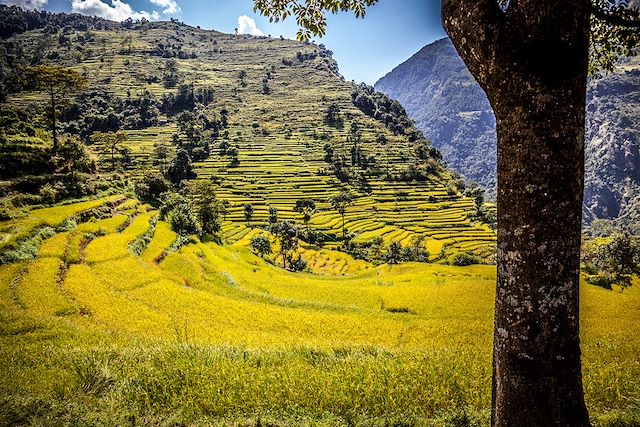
0, 227, 56, 265
449, 252, 481, 266
135, 172, 172, 203
586, 274, 614, 290
289, 255, 308, 272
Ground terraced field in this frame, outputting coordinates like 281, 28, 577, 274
0, 197, 638, 425
5, 21, 496, 261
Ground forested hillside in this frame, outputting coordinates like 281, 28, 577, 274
375, 38, 640, 226
0, 6, 496, 266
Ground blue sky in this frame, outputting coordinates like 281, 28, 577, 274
8, 0, 445, 84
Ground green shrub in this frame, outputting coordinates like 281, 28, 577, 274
586, 274, 614, 290
0, 227, 56, 264
449, 252, 481, 266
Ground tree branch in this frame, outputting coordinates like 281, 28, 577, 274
590, 3, 640, 28
442, 0, 504, 88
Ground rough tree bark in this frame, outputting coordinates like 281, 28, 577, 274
442, 1, 591, 425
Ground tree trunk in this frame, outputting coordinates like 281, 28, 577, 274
492, 83, 590, 427
442, 1, 591, 425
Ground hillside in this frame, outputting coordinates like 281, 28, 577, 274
0, 8, 639, 426
0, 196, 638, 425
375, 39, 496, 198
375, 38, 640, 224
0, 10, 496, 265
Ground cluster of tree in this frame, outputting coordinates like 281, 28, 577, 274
62, 90, 160, 138
351, 83, 420, 140
251, 221, 307, 272
161, 84, 215, 115
0, 107, 37, 137
342, 235, 431, 264
157, 181, 228, 239
0, 5, 118, 40
163, 59, 180, 88
219, 139, 240, 166
2, 134, 98, 203
172, 109, 226, 161
582, 231, 640, 290
152, 42, 197, 60
324, 103, 342, 125
60, 83, 217, 141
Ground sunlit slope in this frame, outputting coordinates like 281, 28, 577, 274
0, 197, 638, 424
6, 21, 496, 260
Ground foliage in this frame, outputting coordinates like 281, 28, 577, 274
0, 226, 55, 264
324, 102, 341, 125
187, 180, 226, 236
0, 4, 118, 40
244, 203, 254, 227
268, 206, 278, 225
294, 199, 316, 230
330, 192, 353, 239
91, 131, 127, 171
385, 240, 402, 265
250, 235, 272, 258
19, 65, 87, 149
589, 0, 640, 75
51, 137, 95, 178
270, 220, 300, 269
253, 0, 378, 41
160, 193, 200, 236
167, 149, 196, 186
449, 252, 481, 267
583, 232, 640, 289
135, 172, 172, 204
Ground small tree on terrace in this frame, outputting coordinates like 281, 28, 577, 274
385, 241, 402, 265
167, 149, 196, 185
250, 235, 273, 258
330, 191, 353, 240
21, 66, 87, 151
294, 199, 316, 232
51, 137, 95, 182
244, 203, 254, 227
154, 142, 171, 173
187, 180, 226, 236
268, 206, 279, 225
325, 102, 342, 125
92, 131, 127, 171
270, 221, 299, 269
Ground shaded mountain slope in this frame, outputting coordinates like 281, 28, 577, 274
375, 38, 640, 225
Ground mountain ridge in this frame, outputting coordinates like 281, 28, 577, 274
375, 38, 640, 226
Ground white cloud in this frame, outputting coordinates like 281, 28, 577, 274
0, 0, 48, 10
71, 0, 160, 21
149, 0, 180, 15
630, 0, 640, 9
237, 15, 265, 36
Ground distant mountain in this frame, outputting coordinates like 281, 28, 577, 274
375, 39, 496, 197
375, 38, 640, 225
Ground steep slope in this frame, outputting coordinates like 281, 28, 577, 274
1, 14, 495, 261
375, 38, 496, 197
375, 38, 640, 224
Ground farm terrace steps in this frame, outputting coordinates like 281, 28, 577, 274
5, 21, 496, 261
